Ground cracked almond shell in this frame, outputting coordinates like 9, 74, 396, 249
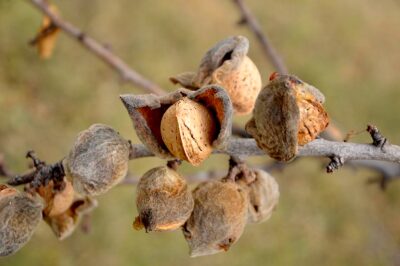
0, 185, 43, 256
65, 124, 131, 196
182, 180, 248, 257
171, 36, 262, 115
120, 85, 233, 161
246, 74, 329, 162
134, 166, 194, 232
37, 178, 74, 217
160, 98, 217, 166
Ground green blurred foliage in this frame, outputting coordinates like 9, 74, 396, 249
1, 0, 400, 265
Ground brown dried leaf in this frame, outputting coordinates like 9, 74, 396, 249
37, 178, 74, 217
44, 197, 97, 240
31, 4, 60, 59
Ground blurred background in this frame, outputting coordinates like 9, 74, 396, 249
1, 0, 400, 265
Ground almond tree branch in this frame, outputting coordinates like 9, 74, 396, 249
232, 0, 288, 74
28, 0, 166, 96
127, 137, 400, 164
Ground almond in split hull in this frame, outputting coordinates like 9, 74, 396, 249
212, 56, 262, 115
160, 98, 217, 166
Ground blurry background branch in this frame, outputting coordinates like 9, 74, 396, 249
232, 0, 288, 74
29, 0, 166, 95
230, 0, 400, 187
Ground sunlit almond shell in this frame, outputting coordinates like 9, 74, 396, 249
211, 56, 262, 115
160, 98, 216, 166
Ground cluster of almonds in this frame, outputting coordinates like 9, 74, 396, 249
134, 164, 279, 257
1, 35, 330, 257
0, 124, 131, 256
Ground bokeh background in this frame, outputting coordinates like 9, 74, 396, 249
1, 0, 400, 265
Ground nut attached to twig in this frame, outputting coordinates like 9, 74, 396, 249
182, 180, 248, 257
120, 85, 233, 165
237, 169, 279, 223
171, 36, 262, 115
246, 73, 329, 161
64, 124, 131, 196
134, 166, 194, 232
0, 185, 43, 256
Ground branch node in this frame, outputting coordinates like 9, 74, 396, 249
7, 151, 65, 191
326, 155, 344, 173
367, 124, 387, 151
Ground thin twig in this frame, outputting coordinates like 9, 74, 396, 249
28, 0, 166, 95
232, 0, 288, 74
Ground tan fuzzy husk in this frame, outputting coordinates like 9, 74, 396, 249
161, 98, 217, 166
171, 36, 262, 115
246, 74, 329, 162
0, 187, 43, 256
44, 197, 97, 240
120, 85, 233, 160
65, 124, 130, 196
37, 179, 74, 217
183, 180, 248, 257
237, 169, 280, 223
135, 166, 194, 232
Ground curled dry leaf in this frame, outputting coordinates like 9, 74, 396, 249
246, 73, 329, 162
37, 178, 74, 217
65, 124, 131, 196
120, 85, 232, 165
30, 4, 60, 59
44, 197, 97, 240
237, 169, 280, 223
0, 185, 43, 256
182, 180, 248, 257
134, 166, 193, 232
170, 36, 262, 115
